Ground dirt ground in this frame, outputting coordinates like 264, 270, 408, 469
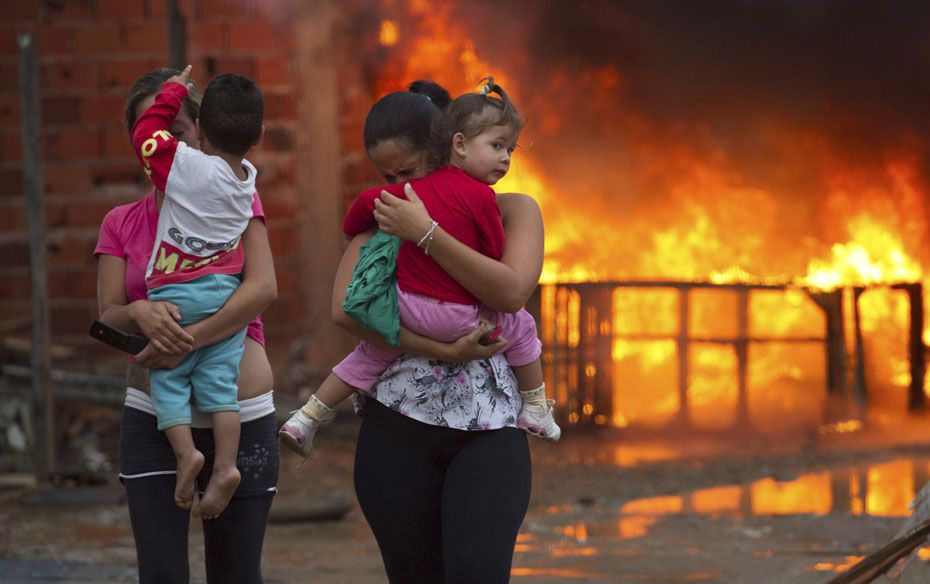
4, 412, 930, 583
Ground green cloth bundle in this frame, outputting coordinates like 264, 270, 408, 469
342, 231, 401, 347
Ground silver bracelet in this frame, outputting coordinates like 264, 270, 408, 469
417, 220, 438, 250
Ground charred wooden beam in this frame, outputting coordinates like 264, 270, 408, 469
808, 289, 849, 415
677, 288, 690, 425
893, 283, 926, 411
852, 287, 867, 410
735, 288, 750, 428
18, 33, 54, 480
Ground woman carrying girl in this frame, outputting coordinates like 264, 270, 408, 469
95, 68, 278, 584
280, 77, 559, 458
321, 79, 545, 583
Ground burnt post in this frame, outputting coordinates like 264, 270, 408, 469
894, 283, 925, 411
575, 286, 614, 424
19, 33, 54, 479
735, 288, 750, 428
851, 287, 867, 410
676, 287, 691, 425
167, 0, 187, 70
809, 289, 849, 419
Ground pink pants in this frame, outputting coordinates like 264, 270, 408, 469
333, 287, 542, 391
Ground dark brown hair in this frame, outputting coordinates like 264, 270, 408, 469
444, 76, 525, 143
364, 80, 452, 170
199, 74, 264, 157
123, 68, 202, 136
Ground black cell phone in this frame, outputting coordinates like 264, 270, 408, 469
479, 325, 503, 346
89, 320, 149, 355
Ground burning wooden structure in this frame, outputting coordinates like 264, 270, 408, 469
533, 281, 926, 431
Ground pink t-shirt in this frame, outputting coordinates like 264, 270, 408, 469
94, 190, 266, 346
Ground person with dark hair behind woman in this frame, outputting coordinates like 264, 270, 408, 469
326, 79, 545, 583
96, 67, 278, 583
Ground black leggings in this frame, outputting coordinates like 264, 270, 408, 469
354, 399, 532, 584
120, 406, 278, 584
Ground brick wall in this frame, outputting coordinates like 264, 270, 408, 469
0, 0, 307, 379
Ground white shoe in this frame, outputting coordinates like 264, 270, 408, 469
518, 399, 561, 442
278, 410, 324, 458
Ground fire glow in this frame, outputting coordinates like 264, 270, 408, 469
366, 1, 929, 429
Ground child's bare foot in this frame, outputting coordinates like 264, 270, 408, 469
192, 465, 240, 519
175, 449, 205, 509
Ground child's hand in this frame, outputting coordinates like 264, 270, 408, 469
374, 183, 434, 242
166, 64, 194, 91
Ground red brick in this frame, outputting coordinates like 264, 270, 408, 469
254, 158, 295, 190
0, 61, 17, 91
74, 25, 121, 54
2, 0, 41, 21
49, 304, 96, 335
125, 23, 168, 53
36, 27, 73, 54
44, 162, 93, 194
149, 0, 201, 18
42, 96, 81, 125
227, 20, 275, 51
45, 0, 94, 21
188, 21, 226, 53
0, 203, 24, 232
101, 59, 153, 89
0, 29, 17, 56
254, 191, 297, 219
0, 131, 21, 162
257, 126, 293, 152
46, 235, 97, 267
42, 62, 99, 92
0, 168, 23, 196
0, 273, 31, 301
102, 125, 131, 157
45, 203, 67, 227
45, 128, 101, 160
204, 55, 254, 78
257, 56, 289, 86
0, 241, 29, 268
263, 92, 294, 121
342, 157, 379, 186
48, 270, 97, 300
0, 96, 20, 129
97, 0, 145, 20
92, 160, 144, 186
80, 95, 126, 124
202, 0, 252, 18
340, 121, 365, 151
65, 201, 115, 228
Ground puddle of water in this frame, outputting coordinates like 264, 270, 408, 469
528, 457, 930, 552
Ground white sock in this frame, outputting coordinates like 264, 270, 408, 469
301, 394, 336, 422
519, 383, 548, 404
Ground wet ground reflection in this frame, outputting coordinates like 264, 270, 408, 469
513, 457, 930, 580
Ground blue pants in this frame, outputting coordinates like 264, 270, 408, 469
149, 274, 246, 430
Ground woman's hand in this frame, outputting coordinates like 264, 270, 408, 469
373, 183, 434, 242
129, 300, 194, 354
440, 322, 508, 362
134, 343, 186, 370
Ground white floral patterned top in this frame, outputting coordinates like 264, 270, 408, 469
357, 352, 522, 431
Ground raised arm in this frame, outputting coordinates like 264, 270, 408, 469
374, 185, 543, 312
331, 230, 505, 361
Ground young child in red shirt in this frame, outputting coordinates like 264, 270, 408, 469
280, 78, 559, 458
